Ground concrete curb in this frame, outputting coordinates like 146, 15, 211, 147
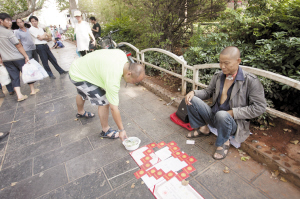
140, 77, 300, 188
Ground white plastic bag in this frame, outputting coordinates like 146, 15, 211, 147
0, 64, 11, 85
28, 59, 49, 78
22, 62, 44, 84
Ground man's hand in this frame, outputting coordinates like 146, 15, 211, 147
25, 56, 29, 64
92, 40, 96, 46
227, 110, 234, 118
119, 130, 128, 141
185, 91, 194, 105
37, 35, 43, 41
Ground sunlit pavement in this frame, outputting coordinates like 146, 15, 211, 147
0, 41, 299, 199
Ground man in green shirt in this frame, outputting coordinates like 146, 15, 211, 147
69, 49, 145, 141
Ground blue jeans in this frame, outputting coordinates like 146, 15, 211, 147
187, 97, 237, 147
36, 44, 65, 76
0, 83, 13, 92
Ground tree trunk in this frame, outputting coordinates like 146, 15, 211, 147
234, 0, 238, 10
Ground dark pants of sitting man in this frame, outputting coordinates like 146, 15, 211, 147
186, 97, 237, 147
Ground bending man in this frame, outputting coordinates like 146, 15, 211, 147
69, 49, 145, 141
185, 46, 266, 160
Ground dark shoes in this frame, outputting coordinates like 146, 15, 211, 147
9, 91, 15, 95
60, 71, 68, 75
0, 132, 9, 140
49, 76, 56, 79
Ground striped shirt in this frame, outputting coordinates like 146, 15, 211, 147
0, 25, 23, 62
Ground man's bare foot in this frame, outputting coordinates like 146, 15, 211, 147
213, 140, 230, 160
187, 125, 210, 138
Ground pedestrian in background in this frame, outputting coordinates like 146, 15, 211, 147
0, 13, 38, 101
29, 16, 68, 79
74, 11, 96, 56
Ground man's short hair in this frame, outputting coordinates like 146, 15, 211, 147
89, 17, 96, 21
29, 16, 39, 22
129, 63, 145, 79
16, 18, 24, 22
220, 46, 240, 59
0, 13, 12, 21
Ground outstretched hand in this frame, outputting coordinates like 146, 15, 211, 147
119, 130, 128, 142
185, 91, 194, 105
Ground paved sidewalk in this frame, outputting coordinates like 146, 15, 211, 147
0, 41, 299, 199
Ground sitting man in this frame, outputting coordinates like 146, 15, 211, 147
69, 49, 145, 141
185, 46, 266, 160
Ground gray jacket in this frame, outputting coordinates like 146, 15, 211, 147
194, 67, 267, 143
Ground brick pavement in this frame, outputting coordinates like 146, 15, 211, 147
0, 41, 299, 199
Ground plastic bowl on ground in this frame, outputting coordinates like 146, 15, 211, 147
122, 137, 141, 151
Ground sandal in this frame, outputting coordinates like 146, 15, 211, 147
17, 95, 28, 102
186, 129, 210, 138
30, 89, 40, 95
100, 128, 119, 139
213, 142, 230, 160
76, 111, 95, 118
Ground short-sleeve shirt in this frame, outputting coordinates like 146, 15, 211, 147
0, 25, 23, 62
29, 26, 47, 45
92, 23, 101, 38
74, 21, 92, 51
69, 49, 128, 106
15, 28, 36, 51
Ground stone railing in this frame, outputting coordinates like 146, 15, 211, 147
118, 42, 300, 125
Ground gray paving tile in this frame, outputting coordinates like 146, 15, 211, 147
0, 109, 15, 125
43, 169, 111, 199
35, 103, 54, 116
14, 104, 36, 120
35, 115, 58, 130
6, 133, 35, 152
98, 178, 154, 199
0, 164, 68, 199
3, 136, 61, 168
0, 159, 32, 189
103, 155, 139, 188
33, 138, 93, 174
0, 99, 17, 112
34, 119, 82, 142
65, 141, 129, 181
0, 141, 7, 156
55, 109, 77, 123
196, 162, 267, 199
60, 122, 100, 146
189, 180, 216, 199
132, 111, 175, 140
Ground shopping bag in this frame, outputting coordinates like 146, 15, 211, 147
0, 64, 11, 85
28, 59, 49, 78
22, 62, 44, 84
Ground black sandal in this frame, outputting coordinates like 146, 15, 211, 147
100, 128, 119, 139
213, 143, 230, 160
76, 111, 95, 118
186, 129, 210, 138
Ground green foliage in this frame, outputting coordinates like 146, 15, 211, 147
0, 0, 28, 17
144, 51, 181, 76
183, 0, 300, 121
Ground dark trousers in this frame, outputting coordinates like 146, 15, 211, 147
3, 59, 33, 88
187, 97, 237, 147
36, 44, 65, 76
79, 51, 87, 56
26, 50, 40, 62
0, 83, 13, 92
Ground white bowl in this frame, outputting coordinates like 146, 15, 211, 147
122, 137, 141, 151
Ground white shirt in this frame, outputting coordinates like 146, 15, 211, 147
29, 26, 47, 45
74, 21, 92, 51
